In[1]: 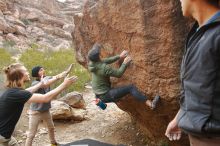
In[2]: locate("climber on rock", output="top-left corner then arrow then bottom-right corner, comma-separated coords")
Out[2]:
88,43 -> 160,110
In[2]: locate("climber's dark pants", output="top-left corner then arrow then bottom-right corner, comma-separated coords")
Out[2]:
96,84 -> 147,103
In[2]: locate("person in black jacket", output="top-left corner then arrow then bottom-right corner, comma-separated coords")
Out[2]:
165,0 -> 220,146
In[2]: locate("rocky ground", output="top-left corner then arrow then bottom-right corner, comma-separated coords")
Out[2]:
14,88 -> 148,146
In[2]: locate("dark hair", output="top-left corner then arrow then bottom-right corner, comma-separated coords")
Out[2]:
3,63 -> 25,88
31,66 -> 42,77
88,43 -> 102,62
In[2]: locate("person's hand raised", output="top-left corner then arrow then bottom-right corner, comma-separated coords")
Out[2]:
56,63 -> 74,79
63,75 -> 78,87
65,63 -> 74,75
56,71 -> 67,79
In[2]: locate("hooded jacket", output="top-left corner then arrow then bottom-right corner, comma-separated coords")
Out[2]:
88,55 -> 127,95
177,14 -> 220,136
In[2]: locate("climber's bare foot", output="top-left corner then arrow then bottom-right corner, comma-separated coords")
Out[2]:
145,95 -> 160,110
146,100 -> 152,108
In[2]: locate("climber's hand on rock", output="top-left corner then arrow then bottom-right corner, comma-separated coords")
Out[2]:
123,56 -> 132,65
165,118 -> 182,141
120,50 -> 128,59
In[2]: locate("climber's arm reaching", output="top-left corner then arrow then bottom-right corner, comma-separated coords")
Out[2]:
104,56 -> 131,78
102,50 -> 128,64
102,55 -> 120,64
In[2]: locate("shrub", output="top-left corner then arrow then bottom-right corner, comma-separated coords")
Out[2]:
2,40 -> 16,48
29,43 -> 40,50
20,48 -> 90,93
0,48 -> 14,86
2,41 -> 20,56
0,48 -> 14,70
20,18 -> 31,25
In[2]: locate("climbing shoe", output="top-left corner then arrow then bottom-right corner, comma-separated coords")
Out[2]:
151,95 -> 160,110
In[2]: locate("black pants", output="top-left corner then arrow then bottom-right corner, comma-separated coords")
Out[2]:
97,84 -> 147,103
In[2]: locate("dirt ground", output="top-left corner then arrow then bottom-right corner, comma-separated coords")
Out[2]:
14,88 -> 148,146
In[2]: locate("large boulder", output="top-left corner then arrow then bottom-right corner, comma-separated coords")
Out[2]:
6,33 -> 20,43
20,7 -> 44,21
13,0 -> 61,16
4,15 -> 26,27
26,26 -> 45,37
72,0 -> 190,146
41,26 -> 72,39
59,91 -> 86,109
0,15 -> 10,32
0,0 -> 7,12
14,25 -> 26,36
19,7 -> 66,27
50,100 -> 86,121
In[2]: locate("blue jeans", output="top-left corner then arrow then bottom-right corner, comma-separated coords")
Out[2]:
97,84 -> 147,103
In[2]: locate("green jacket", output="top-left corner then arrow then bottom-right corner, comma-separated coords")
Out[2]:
88,55 -> 127,95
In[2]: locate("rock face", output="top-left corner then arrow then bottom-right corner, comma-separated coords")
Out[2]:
12,0 -> 61,16
0,0 -> 86,52
73,0 -> 190,145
